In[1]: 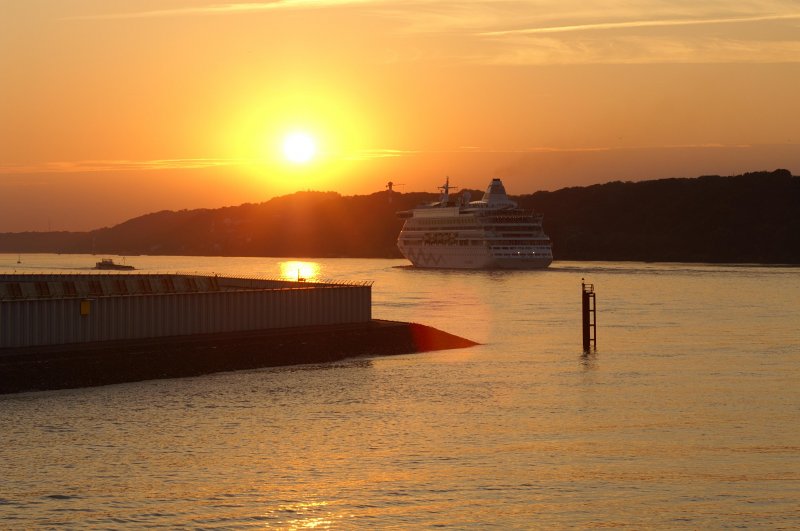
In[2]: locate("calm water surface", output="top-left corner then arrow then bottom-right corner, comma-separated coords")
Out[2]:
1,254 -> 799,528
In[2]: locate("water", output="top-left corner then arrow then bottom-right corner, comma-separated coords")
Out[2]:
1,254 -> 799,528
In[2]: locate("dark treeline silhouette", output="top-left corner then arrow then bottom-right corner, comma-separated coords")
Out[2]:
1,169 -> 797,264
520,169 -> 799,263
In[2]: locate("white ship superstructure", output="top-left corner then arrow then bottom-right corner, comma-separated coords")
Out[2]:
396,178 -> 553,269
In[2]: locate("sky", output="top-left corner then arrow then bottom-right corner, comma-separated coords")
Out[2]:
1,0 -> 799,231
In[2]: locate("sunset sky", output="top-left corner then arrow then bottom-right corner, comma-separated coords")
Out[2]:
2,0 -> 799,231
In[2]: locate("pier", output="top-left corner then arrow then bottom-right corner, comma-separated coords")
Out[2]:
0,273 -> 476,393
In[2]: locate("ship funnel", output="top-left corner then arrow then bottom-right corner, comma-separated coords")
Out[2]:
482,178 -> 517,208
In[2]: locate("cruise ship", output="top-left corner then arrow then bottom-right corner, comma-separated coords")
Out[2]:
396,178 -> 553,269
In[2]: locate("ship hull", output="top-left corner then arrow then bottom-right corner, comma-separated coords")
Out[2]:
95,264 -> 135,270
398,244 -> 552,270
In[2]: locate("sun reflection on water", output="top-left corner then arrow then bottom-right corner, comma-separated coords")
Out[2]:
264,500 -> 339,529
279,260 -> 322,282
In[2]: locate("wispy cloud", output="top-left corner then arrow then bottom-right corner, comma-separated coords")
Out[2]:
344,149 -> 421,161
347,144 -> 759,159
344,147 -> 620,160
474,35 -> 800,65
451,144 -> 755,154
466,6 -> 800,64
1,152 -> 423,172
0,158 -> 246,175
479,13 -> 800,36
67,0 -> 381,21
65,2 -> 800,65
0,144 -> 772,178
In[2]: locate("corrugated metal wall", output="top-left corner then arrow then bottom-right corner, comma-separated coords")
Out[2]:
0,284 -> 371,348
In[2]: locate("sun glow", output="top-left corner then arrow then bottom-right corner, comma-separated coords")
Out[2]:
282,132 -> 317,164
227,86 -> 374,194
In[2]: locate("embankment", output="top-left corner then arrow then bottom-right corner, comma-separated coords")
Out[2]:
0,320 -> 477,394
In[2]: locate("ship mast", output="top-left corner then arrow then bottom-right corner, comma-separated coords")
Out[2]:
438,177 -> 458,205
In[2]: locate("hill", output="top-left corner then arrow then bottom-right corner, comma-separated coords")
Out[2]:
1,170 -> 797,263
519,169 -> 799,263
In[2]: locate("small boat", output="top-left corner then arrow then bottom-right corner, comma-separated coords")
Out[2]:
94,258 -> 135,270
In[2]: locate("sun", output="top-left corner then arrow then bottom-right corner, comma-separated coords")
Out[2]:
282,132 -> 317,164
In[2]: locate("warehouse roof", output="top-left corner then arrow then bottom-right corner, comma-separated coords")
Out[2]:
0,273 -> 371,301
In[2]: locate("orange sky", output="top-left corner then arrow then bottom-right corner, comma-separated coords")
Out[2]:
1,1 -> 799,231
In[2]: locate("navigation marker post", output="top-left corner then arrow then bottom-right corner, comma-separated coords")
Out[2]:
581,279 -> 597,351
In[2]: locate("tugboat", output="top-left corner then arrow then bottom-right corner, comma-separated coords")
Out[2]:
396,178 -> 553,269
94,258 -> 135,270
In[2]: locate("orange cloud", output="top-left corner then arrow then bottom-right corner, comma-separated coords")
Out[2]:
0,159 -> 246,175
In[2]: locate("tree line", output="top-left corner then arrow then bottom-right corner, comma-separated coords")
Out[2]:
1,169 -> 797,264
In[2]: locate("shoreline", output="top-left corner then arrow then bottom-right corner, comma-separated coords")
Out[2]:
2,254 -> 799,268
